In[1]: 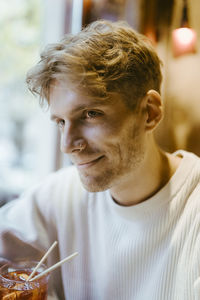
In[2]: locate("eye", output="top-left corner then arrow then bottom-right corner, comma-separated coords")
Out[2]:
56,119 -> 65,129
85,110 -> 102,119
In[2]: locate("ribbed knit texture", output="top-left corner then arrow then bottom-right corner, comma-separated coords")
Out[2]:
0,150 -> 200,300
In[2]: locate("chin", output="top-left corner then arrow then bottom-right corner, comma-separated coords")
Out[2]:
79,173 -> 113,193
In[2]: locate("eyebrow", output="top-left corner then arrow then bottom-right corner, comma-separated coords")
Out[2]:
50,101 -> 112,121
50,115 -> 60,121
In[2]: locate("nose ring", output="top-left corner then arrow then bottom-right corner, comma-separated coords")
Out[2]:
79,142 -> 85,151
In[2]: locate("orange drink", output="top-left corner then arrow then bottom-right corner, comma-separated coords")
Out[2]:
0,261 -> 49,300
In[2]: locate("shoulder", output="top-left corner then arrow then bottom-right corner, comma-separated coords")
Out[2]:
40,165 -> 82,191
13,166 -> 86,219
33,165 -> 82,193
174,150 -> 200,183
182,151 -> 200,191
34,165 -> 85,202
168,151 -> 200,220
181,151 -> 200,203
175,150 -> 200,167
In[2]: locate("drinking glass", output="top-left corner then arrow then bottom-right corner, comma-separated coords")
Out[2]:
0,260 -> 50,300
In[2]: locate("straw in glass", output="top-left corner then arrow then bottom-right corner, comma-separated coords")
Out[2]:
26,241 -> 58,281
29,251 -> 78,282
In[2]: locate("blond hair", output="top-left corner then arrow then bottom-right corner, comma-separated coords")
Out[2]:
26,20 -> 162,109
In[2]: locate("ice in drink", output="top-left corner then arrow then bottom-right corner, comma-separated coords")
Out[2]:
0,261 -> 49,300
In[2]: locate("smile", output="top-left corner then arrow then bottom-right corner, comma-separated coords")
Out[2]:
77,156 -> 104,168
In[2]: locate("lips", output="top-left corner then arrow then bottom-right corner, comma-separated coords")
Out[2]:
77,155 -> 104,167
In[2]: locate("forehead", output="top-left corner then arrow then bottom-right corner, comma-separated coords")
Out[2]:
49,81 -> 125,117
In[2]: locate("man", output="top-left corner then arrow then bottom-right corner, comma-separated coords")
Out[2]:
0,20 -> 200,300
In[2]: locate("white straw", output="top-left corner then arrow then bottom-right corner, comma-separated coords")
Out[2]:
29,252 -> 78,282
26,241 -> 58,281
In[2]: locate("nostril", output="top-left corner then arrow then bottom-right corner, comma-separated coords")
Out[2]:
60,132 -> 87,153
72,140 -> 87,152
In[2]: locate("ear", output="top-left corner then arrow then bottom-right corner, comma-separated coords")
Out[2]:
144,90 -> 163,131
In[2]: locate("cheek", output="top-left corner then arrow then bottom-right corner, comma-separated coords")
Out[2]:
83,126 -> 127,158
83,124 -> 120,142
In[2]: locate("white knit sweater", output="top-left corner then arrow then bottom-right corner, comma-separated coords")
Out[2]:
0,150 -> 200,300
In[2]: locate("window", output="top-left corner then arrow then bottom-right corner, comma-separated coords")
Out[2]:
0,0 -> 67,203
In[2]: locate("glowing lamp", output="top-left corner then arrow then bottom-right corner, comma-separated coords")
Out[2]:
172,0 -> 197,57
172,27 -> 197,57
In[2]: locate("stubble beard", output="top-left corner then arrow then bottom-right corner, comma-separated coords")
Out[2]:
78,126 -> 145,193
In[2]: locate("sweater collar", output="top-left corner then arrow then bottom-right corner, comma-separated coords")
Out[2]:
107,150 -> 198,222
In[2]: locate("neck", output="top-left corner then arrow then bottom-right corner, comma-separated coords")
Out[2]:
110,138 -> 181,206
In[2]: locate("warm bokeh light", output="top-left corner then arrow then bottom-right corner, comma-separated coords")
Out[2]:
172,27 -> 197,57
173,27 -> 196,45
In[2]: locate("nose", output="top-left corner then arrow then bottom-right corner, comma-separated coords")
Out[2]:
60,121 -> 86,154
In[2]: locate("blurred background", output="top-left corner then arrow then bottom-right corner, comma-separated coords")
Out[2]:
0,0 -> 200,205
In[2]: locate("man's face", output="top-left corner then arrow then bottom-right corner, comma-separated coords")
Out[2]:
49,82 -> 146,192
